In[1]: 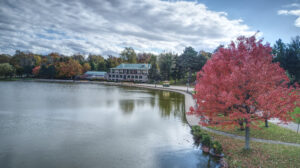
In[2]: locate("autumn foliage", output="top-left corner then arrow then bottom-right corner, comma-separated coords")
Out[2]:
55,59 -> 83,79
191,36 -> 299,149
32,66 -> 40,76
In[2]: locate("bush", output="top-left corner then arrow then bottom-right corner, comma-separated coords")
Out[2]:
0,63 -> 15,78
212,141 -> 223,154
191,125 -> 201,134
191,126 -> 205,146
202,134 -> 212,147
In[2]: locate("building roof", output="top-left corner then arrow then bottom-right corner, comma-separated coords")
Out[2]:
111,63 -> 151,70
84,71 -> 107,76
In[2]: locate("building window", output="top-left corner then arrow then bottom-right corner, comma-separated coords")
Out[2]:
135,76 -> 138,78
120,75 -> 122,78
112,75 -> 115,78
116,75 -> 119,78
139,76 -> 142,79
109,75 -> 111,77
127,75 -> 130,78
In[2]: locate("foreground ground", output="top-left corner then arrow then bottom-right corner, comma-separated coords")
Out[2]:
204,130 -> 300,168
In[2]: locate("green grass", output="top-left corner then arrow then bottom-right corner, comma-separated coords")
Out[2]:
202,130 -> 300,168
209,122 -> 300,144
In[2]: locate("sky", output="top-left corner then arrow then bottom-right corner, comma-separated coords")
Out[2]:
0,0 -> 299,56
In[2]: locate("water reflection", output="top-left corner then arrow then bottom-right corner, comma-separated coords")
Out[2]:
0,81 -> 218,168
119,99 -> 135,114
117,87 -> 186,124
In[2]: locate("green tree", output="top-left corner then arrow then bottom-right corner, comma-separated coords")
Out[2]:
0,54 -> 12,64
0,63 -> 15,78
71,54 -> 85,64
170,54 -> 184,83
273,37 -> 300,84
106,55 -> 123,70
9,50 -> 36,77
272,39 -> 286,66
178,47 -> 198,84
120,47 -> 137,63
39,65 -> 56,79
148,55 -> 160,81
158,53 -> 175,80
87,54 -> 106,71
196,50 -> 211,71
286,36 -> 300,84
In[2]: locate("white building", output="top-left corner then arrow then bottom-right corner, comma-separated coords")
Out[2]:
108,64 -> 151,82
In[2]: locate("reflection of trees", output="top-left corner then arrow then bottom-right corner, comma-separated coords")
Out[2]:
119,99 -> 135,114
117,88 -> 187,123
156,90 -> 187,124
136,99 -> 145,107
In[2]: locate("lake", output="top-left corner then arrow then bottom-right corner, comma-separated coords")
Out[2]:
0,81 -> 218,168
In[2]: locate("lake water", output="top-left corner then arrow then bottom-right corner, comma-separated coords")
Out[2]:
0,81 -> 218,168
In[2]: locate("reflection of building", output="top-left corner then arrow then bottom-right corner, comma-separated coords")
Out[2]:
83,71 -> 107,80
108,64 -> 151,82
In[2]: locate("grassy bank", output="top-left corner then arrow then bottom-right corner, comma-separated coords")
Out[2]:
203,130 -> 300,168
208,122 -> 300,144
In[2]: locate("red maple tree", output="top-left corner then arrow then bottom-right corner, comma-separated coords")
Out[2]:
191,36 -> 299,149
32,66 -> 40,76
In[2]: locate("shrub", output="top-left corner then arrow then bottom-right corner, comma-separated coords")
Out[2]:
201,134 -> 212,147
191,125 -> 201,134
191,126 -> 208,146
212,141 -> 223,154
0,63 -> 15,78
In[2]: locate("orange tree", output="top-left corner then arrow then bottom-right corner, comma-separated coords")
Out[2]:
56,59 -> 83,79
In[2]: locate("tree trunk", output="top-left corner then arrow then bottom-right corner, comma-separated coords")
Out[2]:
239,120 -> 244,131
245,125 -> 250,150
265,119 -> 268,128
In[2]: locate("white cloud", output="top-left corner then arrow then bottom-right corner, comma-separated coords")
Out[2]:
278,3 -> 300,28
278,7 -> 300,28
283,3 -> 300,8
0,0 -> 255,56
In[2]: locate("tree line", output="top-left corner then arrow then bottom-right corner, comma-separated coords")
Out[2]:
0,36 -> 299,84
0,46 -> 211,83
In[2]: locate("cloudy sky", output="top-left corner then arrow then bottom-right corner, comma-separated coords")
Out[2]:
0,0 -> 299,56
